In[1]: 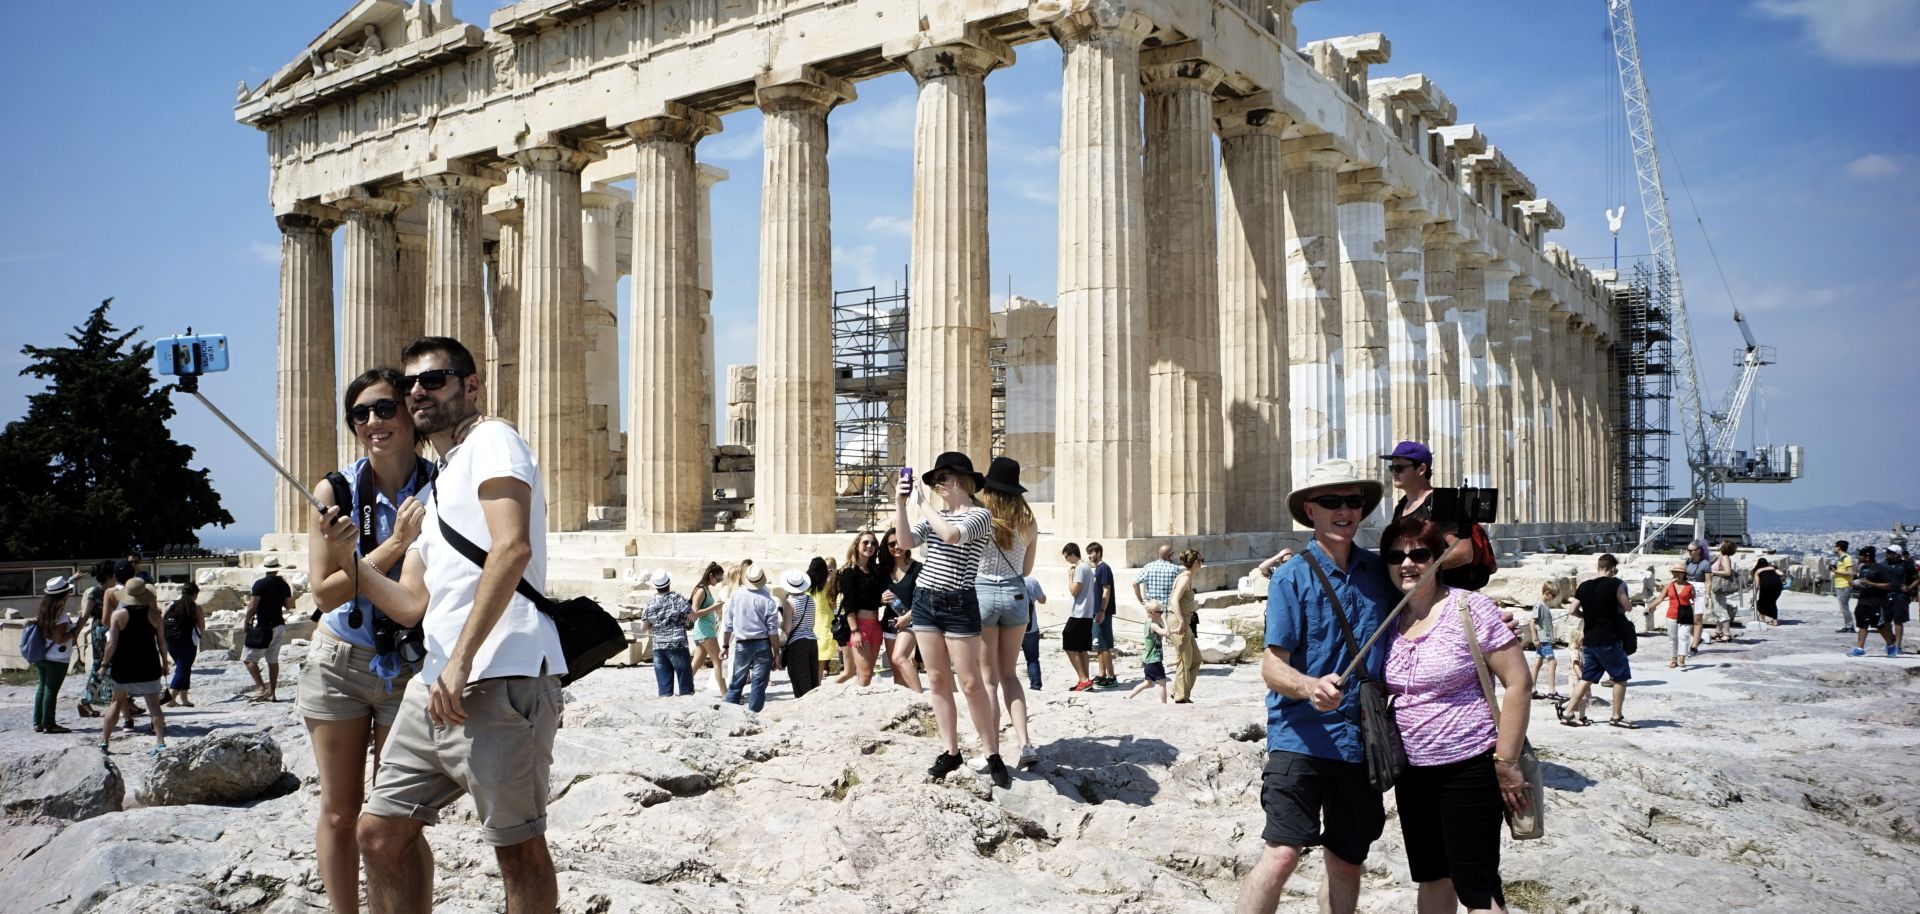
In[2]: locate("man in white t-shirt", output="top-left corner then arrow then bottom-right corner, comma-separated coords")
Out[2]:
319,336 -> 566,913
1061,543 -> 1098,691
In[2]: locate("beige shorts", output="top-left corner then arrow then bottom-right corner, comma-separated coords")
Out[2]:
295,627 -> 412,728
363,674 -> 563,846
244,624 -> 287,665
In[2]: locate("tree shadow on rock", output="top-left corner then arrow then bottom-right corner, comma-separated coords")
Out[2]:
1540,761 -> 1598,793
1038,735 -> 1178,807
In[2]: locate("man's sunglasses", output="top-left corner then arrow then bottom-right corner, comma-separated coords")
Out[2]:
349,399 -> 401,426
1307,494 -> 1369,510
401,369 -> 468,392
1382,547 -> 1437,565
1388,463 -> 1419,474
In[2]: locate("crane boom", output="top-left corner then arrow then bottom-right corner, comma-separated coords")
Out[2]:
1607,0 -> 1710,500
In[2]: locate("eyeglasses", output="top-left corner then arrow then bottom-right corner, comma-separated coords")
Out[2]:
1382,547 -> 1437,565
1388,463 -> 1419,474
349,399 -> 401,425
1307,494 -> 1369,510
400,369 -> 468,392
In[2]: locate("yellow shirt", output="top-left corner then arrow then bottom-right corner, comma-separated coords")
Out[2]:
1833,555 -> 1855,589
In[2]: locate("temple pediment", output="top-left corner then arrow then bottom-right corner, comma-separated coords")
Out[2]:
238,0 -> 480,115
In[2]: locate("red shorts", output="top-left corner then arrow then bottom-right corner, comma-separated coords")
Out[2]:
855,616 -> 883,649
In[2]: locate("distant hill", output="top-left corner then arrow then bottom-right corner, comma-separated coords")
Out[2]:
1748,500 -> 1918,534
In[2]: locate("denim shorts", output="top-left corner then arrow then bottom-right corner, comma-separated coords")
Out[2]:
1535,643 -> 1555,660
911,587 -> 982,638
975,576 -> 1030,629
1580,641 -> 1631,683
1093,614 -> 1116,651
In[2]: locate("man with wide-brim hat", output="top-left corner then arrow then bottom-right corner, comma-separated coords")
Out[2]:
1239,458 -> 1397,914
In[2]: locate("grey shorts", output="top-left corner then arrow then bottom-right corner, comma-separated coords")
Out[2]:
364,674 -> 563,846
295,627 -> 412,728
111,678 -> 165,696
975,576 -> 1031,629
244,624 -> 288,665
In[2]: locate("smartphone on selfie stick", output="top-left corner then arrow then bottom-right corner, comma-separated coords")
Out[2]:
155,330 -> 327,513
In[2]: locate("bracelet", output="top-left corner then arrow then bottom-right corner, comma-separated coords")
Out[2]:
1492,752 -> 1515,764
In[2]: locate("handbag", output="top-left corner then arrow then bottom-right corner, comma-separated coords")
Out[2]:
1306,557 -> 1409,793
244,624 -> 273,650
1461,599 -> 1546,840
433,491 -> 626,686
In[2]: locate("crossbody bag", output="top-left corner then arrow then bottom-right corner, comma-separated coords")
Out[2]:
1460,597 -> 1546,840
1306,556 -> 1410,793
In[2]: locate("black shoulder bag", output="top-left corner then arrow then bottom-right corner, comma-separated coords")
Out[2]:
432,485 -> 626,686
1306,555 -> 1410,793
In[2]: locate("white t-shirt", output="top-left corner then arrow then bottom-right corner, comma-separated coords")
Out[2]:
44,613 -> 75,661
409,420 -> 566,683
1069,563 -> 1099,619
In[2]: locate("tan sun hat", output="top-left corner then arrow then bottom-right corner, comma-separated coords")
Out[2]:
1286,459 -> 1385,527
1669,563 -> 1688,574
122,577 -> 155,605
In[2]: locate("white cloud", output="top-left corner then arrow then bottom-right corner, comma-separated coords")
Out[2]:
830,94 -> 915,156
247,239 -> 279,265
1843,153 -> 1901,179
865,214 -> 911,237
1756,0 -> 1920,65
702,121 -> 764,163
832,243 -> 887,290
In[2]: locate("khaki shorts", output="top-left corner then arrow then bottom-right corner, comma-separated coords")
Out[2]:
244,624 -> 287,665
295,627 -> 412,728
363,674 -> 563,846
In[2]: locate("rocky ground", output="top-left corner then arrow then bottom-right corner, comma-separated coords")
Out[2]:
3,586 -> 1919,914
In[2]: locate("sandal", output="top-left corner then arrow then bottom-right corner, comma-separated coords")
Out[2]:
1609,718 -> 1640,729
1531,691 -> 1546,700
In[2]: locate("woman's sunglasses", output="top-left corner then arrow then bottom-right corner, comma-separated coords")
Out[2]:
1307,494 -> 1368,510
1382,547 -> 1437,565
400,369 -> 468,392
349,398 -> 402,426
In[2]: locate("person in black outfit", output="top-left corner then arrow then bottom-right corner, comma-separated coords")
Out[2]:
1849,546 -> 1898,657
1560,554 -> 1636,728
162,583 -> 206,707
99,577 -> 170,754
244,562 -> 296,702
1751,558 -> 1784,627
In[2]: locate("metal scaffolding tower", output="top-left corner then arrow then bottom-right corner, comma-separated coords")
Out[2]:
832,285 -> 908,523
1612,261 -> 1673,526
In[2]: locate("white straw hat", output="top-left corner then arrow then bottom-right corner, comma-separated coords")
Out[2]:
1286,459 -> 1385,527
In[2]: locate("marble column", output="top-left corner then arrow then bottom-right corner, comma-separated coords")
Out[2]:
1041,6 -> 1152,538
754,68 -> 852,534
417,165 -> 495,350
1142,48 -> 1226,536
1527,291 -> 1555,523
395,227 -> 427,347
1283,137 -> 1346,488
1482,260 -> 1516,512
1385,202 -> 1430,449
511,136 -> 596,532
1423,226 -> 1463,481
1215,98 -> 1289,532
899,31 -> 1011,485
274,205 -> 339,534
696,165 -> 728,503
624,104 -> 720,532
1454,249 -> 1490,488
1552,312 -> 1580,523
580,184 -> 625,512
1507,276 -> 1540,523
483,196 -> 523,425
1337,170 -> 1393,513
327,188 -> 407,467
1585,326 -> 1609,523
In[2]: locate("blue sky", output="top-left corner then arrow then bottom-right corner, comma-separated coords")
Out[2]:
2,1 -> 1914,549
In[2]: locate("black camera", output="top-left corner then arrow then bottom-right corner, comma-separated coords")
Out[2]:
1431,486 -> 1498,526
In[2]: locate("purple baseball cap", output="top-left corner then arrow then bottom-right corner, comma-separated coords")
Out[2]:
1379,440 -> 1433,465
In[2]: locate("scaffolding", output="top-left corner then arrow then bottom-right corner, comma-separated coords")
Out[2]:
1612,260 -> 1674,528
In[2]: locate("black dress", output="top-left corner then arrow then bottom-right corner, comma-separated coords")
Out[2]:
111,605 -> 164,685
1755,569 -> 1784,621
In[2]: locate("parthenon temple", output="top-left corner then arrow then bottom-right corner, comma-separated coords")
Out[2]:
240,0 -> 1623,583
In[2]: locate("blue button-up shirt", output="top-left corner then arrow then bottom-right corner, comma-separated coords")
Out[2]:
1264,541 -> 1395,764
321,457 -> 433,649
724,586 -> 782,641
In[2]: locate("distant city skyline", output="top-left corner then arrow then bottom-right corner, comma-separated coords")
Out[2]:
2,1 -> 1914,549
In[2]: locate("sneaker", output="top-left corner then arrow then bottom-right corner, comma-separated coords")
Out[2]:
927,751 -> 964,780
1888,645 -> 1901,658
1836,628 -> 1856,634
1070,680 -> 1094,692
986,754 -> 1012,789
1017,744 -> 1039,768
1847,647 -> 1866,657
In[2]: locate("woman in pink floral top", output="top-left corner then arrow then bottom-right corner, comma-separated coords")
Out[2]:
1382,518 -> 1534,914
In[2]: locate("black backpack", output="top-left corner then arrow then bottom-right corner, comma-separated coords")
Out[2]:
325,458 -> 435,666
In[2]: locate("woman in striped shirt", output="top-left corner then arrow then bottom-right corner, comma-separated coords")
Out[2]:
894,452 -> 1009,788
776,568 -> 821,698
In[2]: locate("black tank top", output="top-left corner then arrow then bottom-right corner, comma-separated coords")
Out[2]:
163,601 -> 198,644
112,606 -> 164,683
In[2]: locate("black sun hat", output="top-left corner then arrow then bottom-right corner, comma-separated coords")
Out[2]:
921,451 -> 985,488
980,456 -> 1027,494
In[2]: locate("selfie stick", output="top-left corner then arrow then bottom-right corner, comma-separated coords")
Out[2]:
175,380 -> 326,513
1336,540 -> 1467,684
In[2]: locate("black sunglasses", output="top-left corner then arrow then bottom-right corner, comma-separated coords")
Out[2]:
349,398 -> 401,425
1382,547 -> 1437,565
1388,463 -> 1419,474
1307,494 -> 1369,510
401,369 -> 468,392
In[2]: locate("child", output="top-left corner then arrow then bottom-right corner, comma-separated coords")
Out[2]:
1126,601 -> 1171,703
1562,585 -> 1586,701
1529,583 -> 1565,702
1661,563 -> 1695,670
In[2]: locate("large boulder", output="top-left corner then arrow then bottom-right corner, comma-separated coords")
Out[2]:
137,732 -> 286,807
0,745 -> 124,822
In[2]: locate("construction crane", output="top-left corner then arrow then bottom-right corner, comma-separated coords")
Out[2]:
1606,0 -> 1801,549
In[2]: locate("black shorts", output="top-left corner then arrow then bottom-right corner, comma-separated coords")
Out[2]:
1061,617 -> 1094,653
1891,601 -> 1912,626
1258,750 -> 1385,865
1395,751 -> 1506,910
910,587 -> 982,638
1856,603 -> 1885,630
1142,661 -> 1167,682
